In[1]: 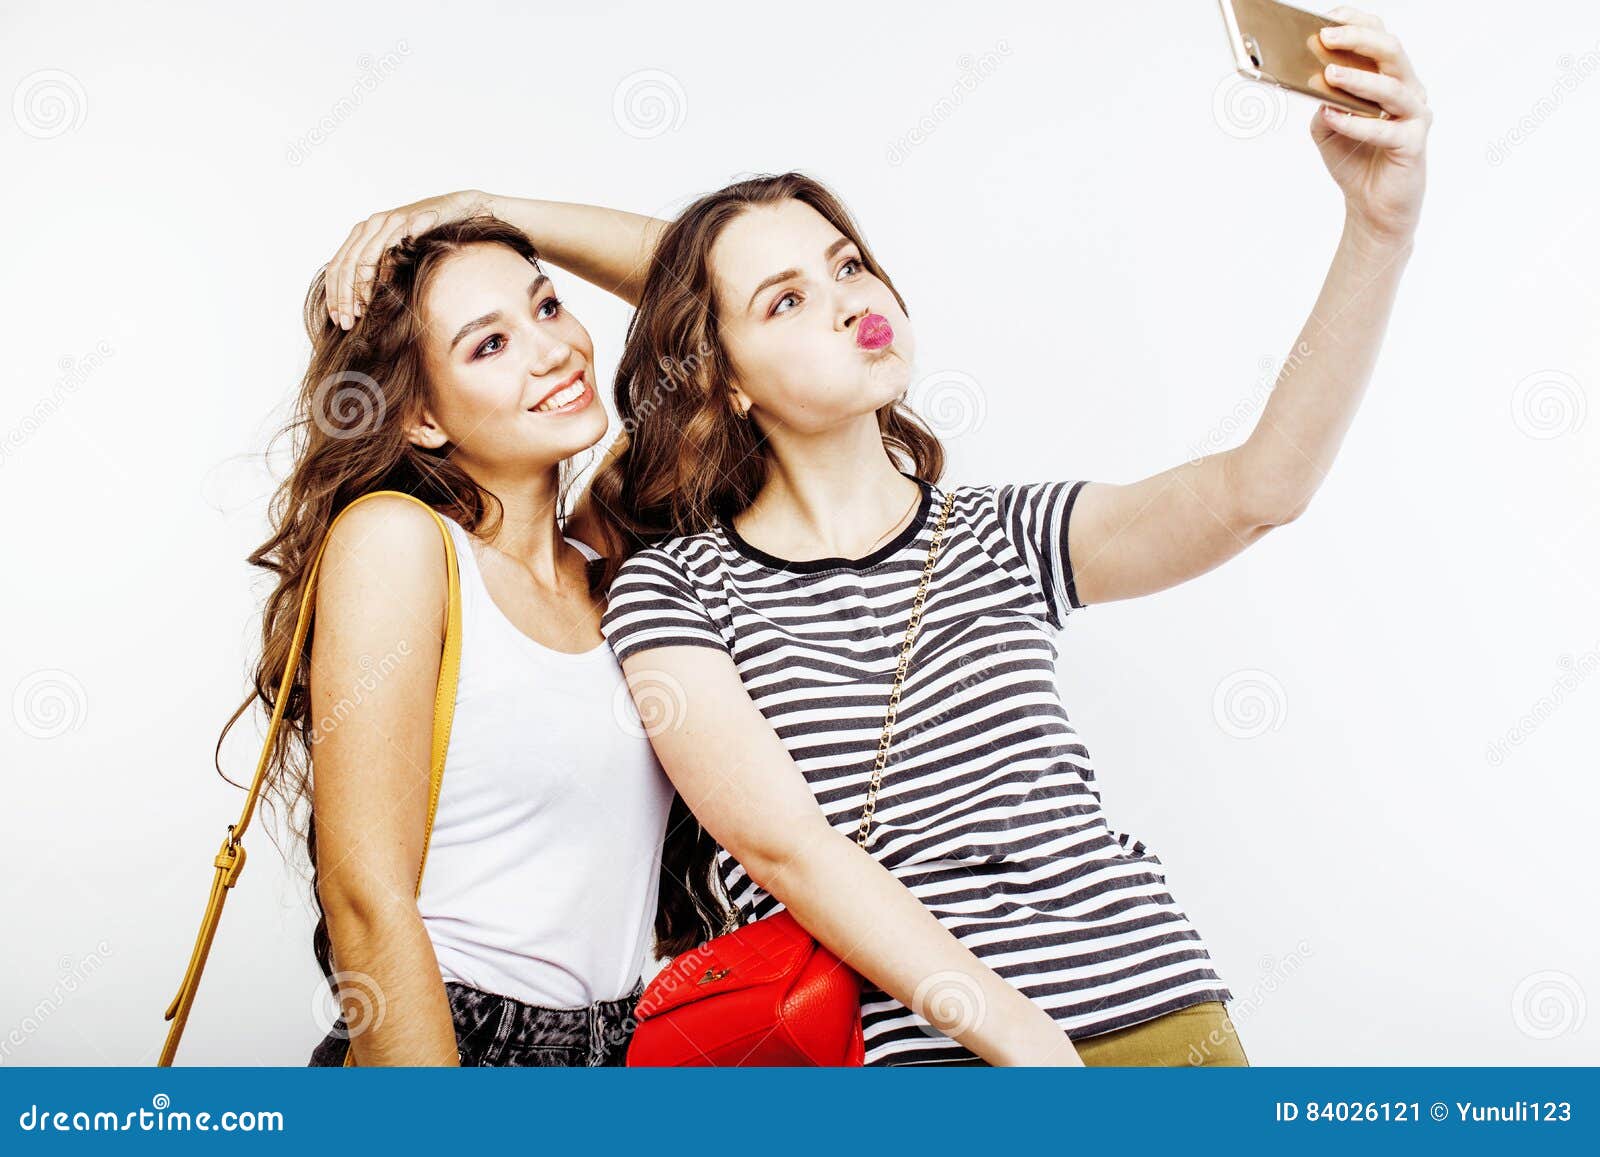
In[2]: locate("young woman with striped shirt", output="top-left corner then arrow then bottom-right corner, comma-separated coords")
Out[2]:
582,13 -> 1426,1064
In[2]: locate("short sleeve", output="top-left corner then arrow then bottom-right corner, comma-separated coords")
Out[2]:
990,480 -> 1092,629
600,547 -> 730,663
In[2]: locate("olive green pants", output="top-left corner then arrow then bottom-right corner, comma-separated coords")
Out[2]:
1074,1000 -> 1250,1066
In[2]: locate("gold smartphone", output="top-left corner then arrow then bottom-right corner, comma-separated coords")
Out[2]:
1218,0 -> 1390,118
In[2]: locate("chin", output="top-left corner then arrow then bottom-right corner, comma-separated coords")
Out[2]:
872,362 -> 913,402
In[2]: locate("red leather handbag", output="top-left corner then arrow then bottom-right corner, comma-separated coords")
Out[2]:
626,491 -> 956,1067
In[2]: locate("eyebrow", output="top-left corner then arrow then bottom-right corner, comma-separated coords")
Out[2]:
744,237 -> 856,314
448,274 -> 551,352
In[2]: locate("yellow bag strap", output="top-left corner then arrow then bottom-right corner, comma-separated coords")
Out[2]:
158,490 -> 464,1067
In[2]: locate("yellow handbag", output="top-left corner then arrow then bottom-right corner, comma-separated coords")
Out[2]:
158,490 -> 463,1067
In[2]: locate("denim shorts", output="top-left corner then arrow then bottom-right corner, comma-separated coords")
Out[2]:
308,978 -> 646,1067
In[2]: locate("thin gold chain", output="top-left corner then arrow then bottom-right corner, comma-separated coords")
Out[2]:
718,487 -> 955,935
857,488 -> 955,849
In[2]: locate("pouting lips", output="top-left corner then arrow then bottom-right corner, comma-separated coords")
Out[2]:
857,313 -> 894,351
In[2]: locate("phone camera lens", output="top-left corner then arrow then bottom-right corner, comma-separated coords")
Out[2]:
1242,34 -> 1262,68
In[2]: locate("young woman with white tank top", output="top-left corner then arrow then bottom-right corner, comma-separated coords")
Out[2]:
225,204 -> 694,1066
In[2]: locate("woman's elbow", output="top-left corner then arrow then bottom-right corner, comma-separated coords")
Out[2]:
729,816 -> 839,896
320,877 -> 420,943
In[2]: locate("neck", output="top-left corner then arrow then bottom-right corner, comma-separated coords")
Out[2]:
467,465 -> 570,585
739,413 -> 922,560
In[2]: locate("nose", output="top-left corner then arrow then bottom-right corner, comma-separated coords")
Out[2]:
528,334 -> 574,377
839,299 -> 875,333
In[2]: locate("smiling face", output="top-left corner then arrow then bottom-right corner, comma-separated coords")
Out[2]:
710,198 -> 914,435
407,242 -> 606,475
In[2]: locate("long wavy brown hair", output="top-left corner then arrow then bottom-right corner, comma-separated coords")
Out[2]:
217,216 -> 598,990
587,171 -> 947,955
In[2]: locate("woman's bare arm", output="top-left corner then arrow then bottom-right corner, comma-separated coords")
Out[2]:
308,496 -> 458,1065
1067,217 -> 1412,606
1062,7 -> 1429,607
483,195 -> 666,307
323,191 -> 667,327
623,645 -> 1084,1066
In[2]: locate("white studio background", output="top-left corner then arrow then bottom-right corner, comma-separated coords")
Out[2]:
2,0 -> 1596,1067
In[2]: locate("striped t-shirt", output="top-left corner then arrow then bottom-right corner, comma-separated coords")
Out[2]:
599,474 -> 1233,1065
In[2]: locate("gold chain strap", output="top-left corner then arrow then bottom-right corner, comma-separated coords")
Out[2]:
856,488 -> 955,849
718,487 -> 956,937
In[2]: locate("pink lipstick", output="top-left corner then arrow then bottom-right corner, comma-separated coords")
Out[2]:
857,313 -> 894,351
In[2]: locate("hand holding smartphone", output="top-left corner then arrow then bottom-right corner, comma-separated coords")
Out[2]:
1218,0 -> 1391,118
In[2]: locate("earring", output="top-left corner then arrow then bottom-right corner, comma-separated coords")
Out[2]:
733,401 -> 749,421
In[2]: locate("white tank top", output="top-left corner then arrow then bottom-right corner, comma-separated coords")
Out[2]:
414,515 -> 674,1008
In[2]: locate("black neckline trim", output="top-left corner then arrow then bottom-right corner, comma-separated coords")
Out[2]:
718,474 -> 935,574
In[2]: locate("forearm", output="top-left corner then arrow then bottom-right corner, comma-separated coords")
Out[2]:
749,828 -> 1082,1066
1236,213 -> 1414,522
484,194 -> 666,306
322,903 -> 459,1066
